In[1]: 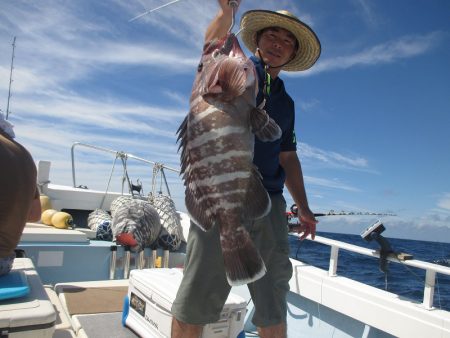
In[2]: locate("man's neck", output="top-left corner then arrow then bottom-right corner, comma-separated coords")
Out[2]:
267,67 -> 281,79
253,54 -> 281,78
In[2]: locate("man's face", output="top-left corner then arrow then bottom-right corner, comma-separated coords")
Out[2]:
256,27 -> 298,68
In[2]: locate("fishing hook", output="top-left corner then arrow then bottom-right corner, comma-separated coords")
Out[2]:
228,0 -> 238,33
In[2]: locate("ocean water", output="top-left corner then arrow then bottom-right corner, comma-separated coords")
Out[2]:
288,231 -> 450,311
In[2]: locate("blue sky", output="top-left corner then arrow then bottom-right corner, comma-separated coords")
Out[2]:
1,0 -> 449,243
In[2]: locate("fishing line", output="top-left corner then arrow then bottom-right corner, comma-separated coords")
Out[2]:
129,0 -> 183,22
294,239 -> 304,260
392,256 -> 443,310
384,272 -> 389,291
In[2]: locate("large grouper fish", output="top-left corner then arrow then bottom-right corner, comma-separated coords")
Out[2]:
177,33 -> 282,286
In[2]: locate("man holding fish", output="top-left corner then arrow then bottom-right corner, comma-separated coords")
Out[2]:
172,1 -> 321,337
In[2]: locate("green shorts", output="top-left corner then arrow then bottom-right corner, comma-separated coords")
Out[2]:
171,194 -> 293,327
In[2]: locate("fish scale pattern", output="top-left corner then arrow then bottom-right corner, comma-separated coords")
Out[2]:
148,194 -> 183,251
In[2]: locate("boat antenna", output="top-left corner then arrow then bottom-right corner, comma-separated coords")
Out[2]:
129,0 -> 183,22
6,36 -> 16,120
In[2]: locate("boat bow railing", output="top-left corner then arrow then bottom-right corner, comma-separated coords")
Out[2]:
292,233 -> 450,310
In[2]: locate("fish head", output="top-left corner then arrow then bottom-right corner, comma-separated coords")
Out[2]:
197,33 -> 257,102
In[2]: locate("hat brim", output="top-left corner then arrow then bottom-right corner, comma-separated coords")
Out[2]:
240,10 -> 321,71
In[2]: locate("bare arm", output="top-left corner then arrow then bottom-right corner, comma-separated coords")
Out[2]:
279,151 -> 317,240
205,0 -> 241,43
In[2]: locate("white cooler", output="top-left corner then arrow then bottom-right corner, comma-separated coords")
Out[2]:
0,258 -> 56,338
124,268 -> 247,338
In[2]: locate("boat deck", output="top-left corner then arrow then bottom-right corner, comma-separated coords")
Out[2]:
5,221 -> 450,337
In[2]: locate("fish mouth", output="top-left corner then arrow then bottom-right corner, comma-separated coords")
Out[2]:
220,33 -> 246,60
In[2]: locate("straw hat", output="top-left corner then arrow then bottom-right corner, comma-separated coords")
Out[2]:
240,9 -> 321,71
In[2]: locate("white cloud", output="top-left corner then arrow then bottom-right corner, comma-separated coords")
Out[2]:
299,142 -> 372,172
437,193 -> 450,211
352,0 -> 378,27
290,32 -> 443,77
304,176 -> 360,192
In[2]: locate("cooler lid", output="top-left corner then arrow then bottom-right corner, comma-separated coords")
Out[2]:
0,259 -> 56,329
130,268 -> 183,310
0,270 -> 30,301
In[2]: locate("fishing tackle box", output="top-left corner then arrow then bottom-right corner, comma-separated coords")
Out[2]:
124,268 -> 247,338
0,258 -> 56,337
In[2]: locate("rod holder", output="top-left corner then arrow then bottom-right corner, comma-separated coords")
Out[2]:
123,246 -> 131,279
109,245 -> 117,280
163,249 -> 170,268
138,250 -> 145,269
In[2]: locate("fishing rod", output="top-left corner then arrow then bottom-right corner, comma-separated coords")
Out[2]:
129,0 -> 239,24
287,203 -> 396,223
6,36 -> 16,120
129,0 -> 183,22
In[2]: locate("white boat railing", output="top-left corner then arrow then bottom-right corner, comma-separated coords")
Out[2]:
292,233 -> 450,310
70,142 -> 180,196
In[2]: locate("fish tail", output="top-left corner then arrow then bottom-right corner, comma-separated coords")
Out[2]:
221,226 -> 266,286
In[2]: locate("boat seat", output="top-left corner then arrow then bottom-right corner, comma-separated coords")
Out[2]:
52,328 -> 77,338
44,287 -> 72,331
73,313 -> 137,338
54,280 -> 130,336
21,224 -> 89,243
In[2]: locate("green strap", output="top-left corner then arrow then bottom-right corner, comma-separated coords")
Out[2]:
263,65 -> 271,98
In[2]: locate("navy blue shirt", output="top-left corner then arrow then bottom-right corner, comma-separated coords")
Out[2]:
251,56 -> 297,194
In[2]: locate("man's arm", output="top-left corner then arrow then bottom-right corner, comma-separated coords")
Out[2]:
280,150 -> 317,240
27,187 -> 42,223
205,0 -> 241,43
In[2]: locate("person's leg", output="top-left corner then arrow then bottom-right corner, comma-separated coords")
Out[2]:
171,222 -> 231,336
258,322 -> 287,338
0,253 -> 15,276
171,317 -> 202,338
247,194 -> 292,337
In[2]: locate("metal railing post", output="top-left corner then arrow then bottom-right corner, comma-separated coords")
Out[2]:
329,246 -> 339,277
423,269 -> 436,310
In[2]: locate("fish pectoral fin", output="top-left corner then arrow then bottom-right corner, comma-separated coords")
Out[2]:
185,187 -> 214,231
216,59 -> 247,99
250,107 -> 282,142
245,166 -> 272,220
208,84 -> 223,94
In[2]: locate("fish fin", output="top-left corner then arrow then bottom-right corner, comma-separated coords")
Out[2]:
250,107 -> 282,142
185,187 -> 215,231
244,166 -> 272,219
204,58 -> 247,101
176,115 -> 190,175
221,226 -> 266,286
218,59 -> 247,99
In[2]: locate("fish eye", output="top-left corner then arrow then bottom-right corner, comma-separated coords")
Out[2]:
212,49 -> 220,59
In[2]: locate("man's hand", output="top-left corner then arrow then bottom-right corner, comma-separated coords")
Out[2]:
218,0 -> 241,13
291,207 -> 318,240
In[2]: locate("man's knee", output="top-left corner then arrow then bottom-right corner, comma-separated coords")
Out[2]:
171,317 -> 203,338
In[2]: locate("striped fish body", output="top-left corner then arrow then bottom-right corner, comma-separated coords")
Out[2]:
177,33 -> 282,286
